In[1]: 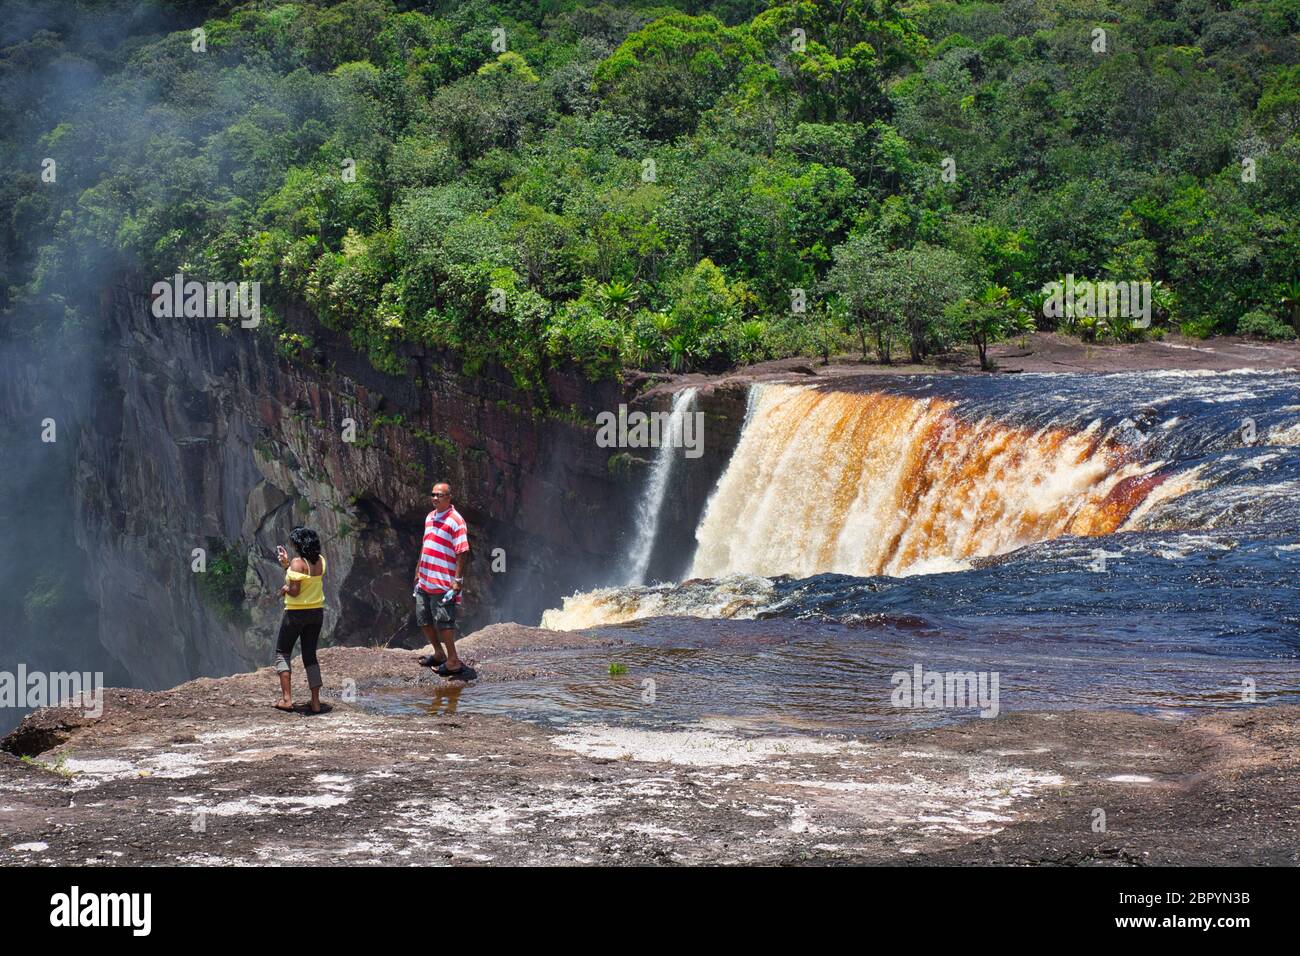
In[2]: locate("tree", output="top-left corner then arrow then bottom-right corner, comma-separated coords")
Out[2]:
824,231 -> 899,362
885,243 -> 974,363
667,258 -> 747,370
948,283 -> 1031,371
12,0 -> 1300,390
593,14 -> 759,140
1255,65 -> 1300,138
749,0 -> 928,124
429,63 -> 548,164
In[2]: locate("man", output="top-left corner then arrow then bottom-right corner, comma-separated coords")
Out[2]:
414,482 -> 471,676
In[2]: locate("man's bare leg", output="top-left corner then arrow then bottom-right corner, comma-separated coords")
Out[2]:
421,624 -> 446,665
438,627 -> 463,672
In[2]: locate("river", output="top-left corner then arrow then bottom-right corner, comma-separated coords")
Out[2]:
372,369 -> 1300,734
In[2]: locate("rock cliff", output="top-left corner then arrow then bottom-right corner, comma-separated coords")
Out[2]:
0,276 -> 750,698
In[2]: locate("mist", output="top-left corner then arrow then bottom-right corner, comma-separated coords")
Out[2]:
0,0 -> 202,732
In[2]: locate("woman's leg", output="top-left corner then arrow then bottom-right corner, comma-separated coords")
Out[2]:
273,613 -> 301,710
300,610 -> 324,712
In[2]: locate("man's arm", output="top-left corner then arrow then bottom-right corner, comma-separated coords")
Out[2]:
453,550 -> 468,592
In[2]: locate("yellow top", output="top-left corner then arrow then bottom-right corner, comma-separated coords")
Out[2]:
284,554 -> 326,610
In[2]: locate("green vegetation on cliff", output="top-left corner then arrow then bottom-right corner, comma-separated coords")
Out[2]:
196,540 -> 252,626
3,0 -> 1299,382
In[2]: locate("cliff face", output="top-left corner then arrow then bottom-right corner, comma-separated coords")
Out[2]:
20,278 -> 748,692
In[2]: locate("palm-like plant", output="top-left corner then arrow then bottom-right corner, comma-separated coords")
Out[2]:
621,328 -> 649,369
1075,312 -> 1100,341
596,280 -> 639,321
1021,288 -> 1051,331
957,284 -> 1025,370
1277,280 -> 1300,331
666,334 -> 692,372
736,319 -> 767,364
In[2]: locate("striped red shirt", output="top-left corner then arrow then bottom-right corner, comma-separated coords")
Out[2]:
416,507 -> 469,603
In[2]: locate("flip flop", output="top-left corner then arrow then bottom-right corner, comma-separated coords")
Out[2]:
418,654 -> 447,668
437,663 -> 466,678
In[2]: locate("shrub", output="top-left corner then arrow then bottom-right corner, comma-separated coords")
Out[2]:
197,545 -> 251,627
1236,310 -> 1296,341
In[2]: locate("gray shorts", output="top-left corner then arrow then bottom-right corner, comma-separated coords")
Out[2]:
414,588 -> 458,629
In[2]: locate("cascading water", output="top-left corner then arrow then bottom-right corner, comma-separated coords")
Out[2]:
620,386 -> 698,586
478,369 -> 1300,735
689,383 -> 1194,579
545,370 -> 1300,631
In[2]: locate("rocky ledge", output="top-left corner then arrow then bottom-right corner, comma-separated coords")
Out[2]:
1,624 -> 1296,866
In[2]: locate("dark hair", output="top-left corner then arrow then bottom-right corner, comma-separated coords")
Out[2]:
289,526 -> 321,563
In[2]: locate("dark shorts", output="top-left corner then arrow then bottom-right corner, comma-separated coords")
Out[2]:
414,589 -> 458,629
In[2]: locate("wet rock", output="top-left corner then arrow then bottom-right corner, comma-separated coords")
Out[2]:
0,644 -> 1294,866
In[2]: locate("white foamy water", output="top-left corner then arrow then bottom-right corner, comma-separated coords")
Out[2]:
622,387 -> 698,585
541,573 -> 778,630
689,384 -> 1177,580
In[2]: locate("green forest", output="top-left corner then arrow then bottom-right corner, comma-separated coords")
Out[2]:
3,0 -> 1299,386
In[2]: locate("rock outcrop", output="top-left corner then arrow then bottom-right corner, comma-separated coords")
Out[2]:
1,277 -> 752,698
1,631 -> 1295,866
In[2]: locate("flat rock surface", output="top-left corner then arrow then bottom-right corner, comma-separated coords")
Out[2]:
1,627 -> 1296,866
641,333 -> 1300,402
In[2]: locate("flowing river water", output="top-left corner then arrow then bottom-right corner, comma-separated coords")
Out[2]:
368,370 -> 1300,735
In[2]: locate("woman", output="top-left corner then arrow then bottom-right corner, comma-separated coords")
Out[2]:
273,526 -> 326,714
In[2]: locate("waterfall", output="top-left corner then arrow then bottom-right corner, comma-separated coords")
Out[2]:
689,383 -> 1196,579
621,387 -> 698,585
541,372 -> 1300,630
